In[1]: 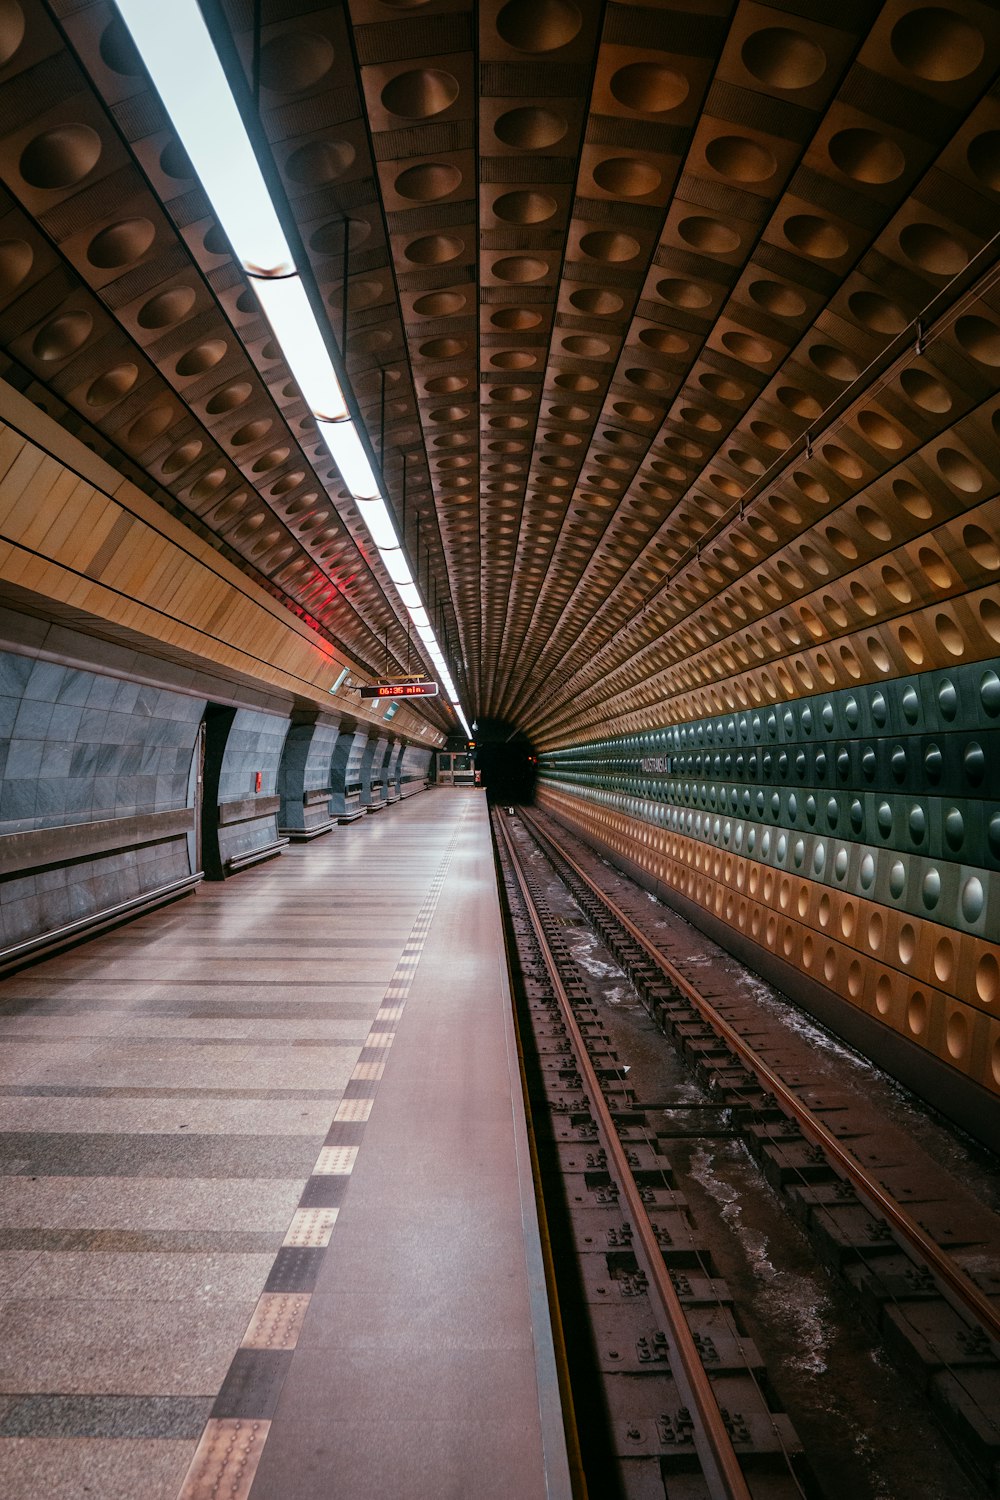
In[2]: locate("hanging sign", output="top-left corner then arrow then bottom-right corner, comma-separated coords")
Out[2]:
359,681 -> 439,699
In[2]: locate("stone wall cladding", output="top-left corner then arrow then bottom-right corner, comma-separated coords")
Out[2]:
0,648 -> 204,946
399,744 -> 432,791
216,708 -> 291,866
277,720 -> 341,833
0,652 -> 204,835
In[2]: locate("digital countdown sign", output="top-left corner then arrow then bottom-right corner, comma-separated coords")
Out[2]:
359,681 -> 439,700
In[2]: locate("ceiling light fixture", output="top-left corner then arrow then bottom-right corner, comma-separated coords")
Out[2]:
112,1 -> 291,277
383,552 -> 416,589
113,0 -> 471,738
251,277 -> 348,422
319,421 -> 380,501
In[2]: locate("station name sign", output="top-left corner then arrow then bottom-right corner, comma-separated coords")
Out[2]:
359,681 -> 439,700
640,756 -> 669,773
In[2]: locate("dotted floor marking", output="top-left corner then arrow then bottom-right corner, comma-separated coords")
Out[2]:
334,1097 -> 373,1122
313,1144 -> 358,1175
352,1059 -> 385,1081
177,1418 -> 269,1500
282,1207 -> 338,1248
174,802 -> 471,1500
240,1294 -> 311,1351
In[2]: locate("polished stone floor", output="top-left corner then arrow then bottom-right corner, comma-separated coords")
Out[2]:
0,790 -> 567,1499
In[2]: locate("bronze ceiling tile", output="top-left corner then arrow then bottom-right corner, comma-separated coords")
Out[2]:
1,1 -> 998,744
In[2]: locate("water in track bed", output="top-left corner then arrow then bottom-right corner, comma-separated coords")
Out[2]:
527,829 -> 991,1500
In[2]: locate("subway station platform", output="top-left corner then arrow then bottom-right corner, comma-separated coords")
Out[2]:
0,790 -> 570,1500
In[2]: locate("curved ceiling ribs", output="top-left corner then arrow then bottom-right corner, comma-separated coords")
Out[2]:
1,0 -> 999,750
0,0 -> 456,731
491,0 -> 1000,745
218,0 -> 470,707
339,0 -> 1000,749
533,226 -> 1000,742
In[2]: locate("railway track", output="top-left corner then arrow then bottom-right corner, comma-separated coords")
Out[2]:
492,803 -> 1000,1500
494,807 -> 813,1500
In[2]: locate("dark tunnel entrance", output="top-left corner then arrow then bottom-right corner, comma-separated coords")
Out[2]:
470,720 -> 537,804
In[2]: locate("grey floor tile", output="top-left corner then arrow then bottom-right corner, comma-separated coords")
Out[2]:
0,1015 -> 382,1041
0,1436 -> 194,1500
0,1392 -> 211,1439
0,1176 -> 304,1230
0,1132 -> 321,1179
0,1044 -> 103,1082
0,1096 -> 337,1135
10,1251 -> 275,1301
21,1057 -> 361,1091
0,1252 -> 42,1299
0,1296 -> 255,1394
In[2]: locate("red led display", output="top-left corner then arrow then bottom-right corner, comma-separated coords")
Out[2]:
359,682 -> 439,699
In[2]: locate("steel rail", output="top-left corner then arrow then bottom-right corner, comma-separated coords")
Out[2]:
521,807 -> 1000,1348
495,814 -> 754,1500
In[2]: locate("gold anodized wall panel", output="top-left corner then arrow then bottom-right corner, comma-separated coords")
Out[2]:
538,781 -> 1000,1100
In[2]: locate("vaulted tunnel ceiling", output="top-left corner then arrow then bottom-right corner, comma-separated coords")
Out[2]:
0,0 -> 999,748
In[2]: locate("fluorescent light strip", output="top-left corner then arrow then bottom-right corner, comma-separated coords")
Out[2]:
318,421 -> 381,502
114,0 -> 470,735
114,0 -> 292,277
252,277 -> 347,421
383,550 -> 414,588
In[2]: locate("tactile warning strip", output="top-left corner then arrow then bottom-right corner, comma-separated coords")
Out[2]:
240,1294 -> 311,1351
282,1207 -> 339,1248
174,803 -> 471,1499
177,1419 -> 270,1500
